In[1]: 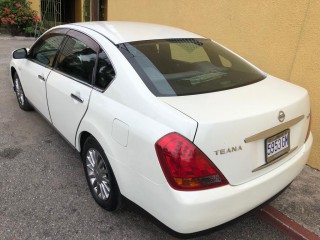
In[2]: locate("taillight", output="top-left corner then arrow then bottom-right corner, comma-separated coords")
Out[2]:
305,112 -> 311,142
155,132 -> 228,191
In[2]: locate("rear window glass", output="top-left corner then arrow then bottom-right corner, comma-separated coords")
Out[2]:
118,38 -> 266,96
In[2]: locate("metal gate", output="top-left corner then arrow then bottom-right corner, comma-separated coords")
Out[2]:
40,0 -> 62,30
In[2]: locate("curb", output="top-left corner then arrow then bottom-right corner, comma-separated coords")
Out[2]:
259,205 -> 320,240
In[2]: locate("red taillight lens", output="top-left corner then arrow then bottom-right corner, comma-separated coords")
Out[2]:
305,112 -> 312,142
155,132 -> 228,191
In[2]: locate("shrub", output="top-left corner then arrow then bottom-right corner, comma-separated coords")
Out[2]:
0,0 -> 40,35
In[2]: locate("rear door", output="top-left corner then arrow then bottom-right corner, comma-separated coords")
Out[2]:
46,30 -> 99,145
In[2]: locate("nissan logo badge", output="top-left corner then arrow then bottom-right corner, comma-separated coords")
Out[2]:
278,111 -> 285,122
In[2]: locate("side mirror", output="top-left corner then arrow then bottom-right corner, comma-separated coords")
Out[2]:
12,48 -> 27,59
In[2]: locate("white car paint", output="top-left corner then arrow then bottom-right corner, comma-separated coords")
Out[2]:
73,21 -> 204,44
46,70 -> 93,144
17,59 -> 51,120
10,21 -> 313,234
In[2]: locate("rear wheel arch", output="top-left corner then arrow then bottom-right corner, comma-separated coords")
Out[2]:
77,124 -> 123,182
78,131 -> 113,165
79,131 -> 92,154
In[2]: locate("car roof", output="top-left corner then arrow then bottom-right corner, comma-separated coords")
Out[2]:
62,21 -> 205,44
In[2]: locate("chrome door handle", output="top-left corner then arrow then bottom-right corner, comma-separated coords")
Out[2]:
70,93 -> 84,103
38,75 -> 45,81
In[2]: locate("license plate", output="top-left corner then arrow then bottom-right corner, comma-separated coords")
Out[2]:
265,129 -> 290,163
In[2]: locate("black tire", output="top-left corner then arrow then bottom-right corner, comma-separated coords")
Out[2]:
82,136 -> 122,211
13,72 -> 33,111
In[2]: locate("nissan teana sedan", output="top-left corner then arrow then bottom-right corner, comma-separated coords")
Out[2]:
10,21 -> 312,234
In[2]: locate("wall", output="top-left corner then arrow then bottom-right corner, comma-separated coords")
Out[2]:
29,0 -> 40,16
108,0 -> 319,169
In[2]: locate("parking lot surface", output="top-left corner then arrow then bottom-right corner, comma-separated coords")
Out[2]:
0,38 -> 290,239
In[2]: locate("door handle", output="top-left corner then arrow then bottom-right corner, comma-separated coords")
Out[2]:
38,74 -> 45,81
70,93 -> 84,103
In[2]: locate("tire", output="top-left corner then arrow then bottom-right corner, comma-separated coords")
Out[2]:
82,136 -> 122,211
13,72 -> 33,111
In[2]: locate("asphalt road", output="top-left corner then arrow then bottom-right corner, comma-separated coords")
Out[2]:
0,38 -> 289,240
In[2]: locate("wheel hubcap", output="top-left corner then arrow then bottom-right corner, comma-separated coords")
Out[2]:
14,78 -> 24,106
86,149 -> 110,200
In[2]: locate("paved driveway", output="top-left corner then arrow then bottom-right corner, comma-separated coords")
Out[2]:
0,38 -> 288,239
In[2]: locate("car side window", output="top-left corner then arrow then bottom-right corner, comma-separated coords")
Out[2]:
56,36 -> 97,85
94,49 -> 115,89
29,34 -> 66,67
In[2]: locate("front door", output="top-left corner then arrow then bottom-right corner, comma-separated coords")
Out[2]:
21,61 -> 52,120
22,33 -> 67,121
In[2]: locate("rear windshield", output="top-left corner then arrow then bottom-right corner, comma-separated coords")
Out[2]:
118,38 -> 266,96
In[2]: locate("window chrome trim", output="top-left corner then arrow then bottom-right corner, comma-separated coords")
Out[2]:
62,26 -> 118,92
51,28 -> 117,92
27,31 -> 69,77
52,69 -> 94,88
67,29 -> 100,53
92,75 -> 117,93
27,28 -> 70,67
54,33 -> 99,86
26,26 -> 118,93
28,58 -> 54,71
244,115 -> 305,143
92,47 -> 117,92
69,28 -> 118,85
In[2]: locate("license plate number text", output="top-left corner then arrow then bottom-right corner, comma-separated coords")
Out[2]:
265,129 -> 290,163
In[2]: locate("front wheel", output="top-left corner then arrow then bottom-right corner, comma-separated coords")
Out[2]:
82,136 -> 122,211
13,72 -> 33,111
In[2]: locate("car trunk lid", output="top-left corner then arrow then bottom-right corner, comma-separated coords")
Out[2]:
160,76 -> 310,185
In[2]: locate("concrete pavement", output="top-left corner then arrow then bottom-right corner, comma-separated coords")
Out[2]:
267,165 -> 320,239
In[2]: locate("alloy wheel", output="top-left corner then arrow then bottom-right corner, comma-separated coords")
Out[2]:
86,148 -> 111,200
15,78 -> 24,106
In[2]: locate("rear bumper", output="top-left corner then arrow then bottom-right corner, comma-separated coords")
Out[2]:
147,133 -> 313,233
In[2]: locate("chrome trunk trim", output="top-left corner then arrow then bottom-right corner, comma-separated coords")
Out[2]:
244,115 -> 305,143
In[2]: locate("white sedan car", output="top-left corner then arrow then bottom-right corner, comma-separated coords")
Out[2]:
10,21 -> 312,234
